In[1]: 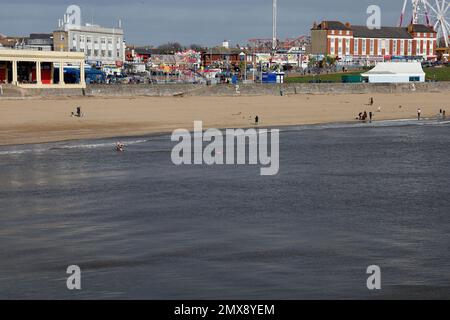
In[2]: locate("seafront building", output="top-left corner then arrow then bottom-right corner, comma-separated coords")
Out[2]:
311,21 -> 437,64
53,7 -> 125,67
0,49 -> 86,88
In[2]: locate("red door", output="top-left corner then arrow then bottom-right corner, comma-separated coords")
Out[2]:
0,68 -> 6,83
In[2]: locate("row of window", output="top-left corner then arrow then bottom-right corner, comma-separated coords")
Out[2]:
83,48 -> 121,58
330,38 -> 434,56
71,35 -> 122,47
330,30 -> 434,38
330,30 -> 351,36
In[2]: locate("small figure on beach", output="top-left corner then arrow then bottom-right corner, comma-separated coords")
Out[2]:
358,112 -> 363,120
369,111 -> 373,123
377,106 -> 381,113
417,108 -> 422,121
363,111 -> 368,122
443,110 -> 446,120
369,97 -> 374,106
255,116 -> 259,125
71,106 -> 82,117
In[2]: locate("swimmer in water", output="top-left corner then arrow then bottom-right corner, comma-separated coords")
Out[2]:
116,142 -> 125,152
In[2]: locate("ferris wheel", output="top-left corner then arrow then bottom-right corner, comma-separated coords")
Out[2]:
400,0 -> 450,47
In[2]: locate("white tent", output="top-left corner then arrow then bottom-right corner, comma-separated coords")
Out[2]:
362,62 -> 425,83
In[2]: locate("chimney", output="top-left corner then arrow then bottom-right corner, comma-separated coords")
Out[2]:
345,22 -> 351,28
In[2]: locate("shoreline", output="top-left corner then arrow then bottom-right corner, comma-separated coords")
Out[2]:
0,117 -> 439,149
1,92 -> 449,146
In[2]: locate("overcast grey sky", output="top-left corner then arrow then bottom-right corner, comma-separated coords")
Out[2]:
0,1 -> 410,46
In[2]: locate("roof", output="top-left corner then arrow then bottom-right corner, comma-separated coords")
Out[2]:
203,47 -> 246,55
313,21 -> 351,31
352,26 -> 413,39
362,62 -> 425,76
409,24 -> 436,33
29,33 -> 53,40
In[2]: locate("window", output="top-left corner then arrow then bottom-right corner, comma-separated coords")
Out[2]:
408,40 -> 412,55
400,40 -> 405,55
80,35 -> 85,43
108,50 -> 112,57
338,38 -> 342,55
386,40 -> 390,54
339,30 -> 343,35
409,76 -> 420,82
354,39 -> 359,55
362,39 -> 366,55
370,39 -> 374,55
101,50 -> 106,57
101,37 -> 106,44
87,49 -> 92,56
330,37 -> 335,54
393,40 -> 397,54
108,38 -> 113,45
94,49 -> 98,56
87,36 -> 92,43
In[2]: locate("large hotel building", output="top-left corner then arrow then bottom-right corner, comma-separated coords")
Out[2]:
311,21 -> 437,63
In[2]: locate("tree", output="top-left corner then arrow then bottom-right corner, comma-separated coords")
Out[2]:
157,42 -> 184,54
189,44 -> 205,52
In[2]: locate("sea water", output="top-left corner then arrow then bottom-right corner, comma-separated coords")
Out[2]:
1,120 -> 450,299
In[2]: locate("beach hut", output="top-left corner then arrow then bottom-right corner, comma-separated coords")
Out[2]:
361,62 -> 425,83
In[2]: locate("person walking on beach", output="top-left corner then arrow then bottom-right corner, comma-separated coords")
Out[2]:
369,111 -> 373,123
255,115 -> 259,125
443,110 -> 446,120
76,106 -> 81,117
369,97 -> 374,106
417,108 -> 422,121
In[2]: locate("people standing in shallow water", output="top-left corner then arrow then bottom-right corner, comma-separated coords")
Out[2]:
417,108 -> 422,120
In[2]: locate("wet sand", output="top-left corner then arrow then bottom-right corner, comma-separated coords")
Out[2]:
0,92 -> 449,146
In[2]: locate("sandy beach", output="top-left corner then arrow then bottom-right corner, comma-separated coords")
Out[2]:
1,92 -> 449,146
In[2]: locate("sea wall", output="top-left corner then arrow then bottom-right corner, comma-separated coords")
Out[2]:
1,82 -> 449,99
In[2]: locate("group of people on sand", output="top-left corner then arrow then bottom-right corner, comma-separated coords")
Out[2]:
357,111 -> 373,123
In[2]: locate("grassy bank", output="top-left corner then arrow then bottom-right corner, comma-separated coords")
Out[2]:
285,72 -> 361,83
285,66 -> 450,83
425,66 -> 450,81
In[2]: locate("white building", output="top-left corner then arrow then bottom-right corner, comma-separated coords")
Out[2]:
362,62 -> 425,83
54,5 -> 125,67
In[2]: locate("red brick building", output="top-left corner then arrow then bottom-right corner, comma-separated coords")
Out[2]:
311,21 -> 437,63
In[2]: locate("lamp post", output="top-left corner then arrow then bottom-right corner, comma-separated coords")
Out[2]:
239,52 -> 247,82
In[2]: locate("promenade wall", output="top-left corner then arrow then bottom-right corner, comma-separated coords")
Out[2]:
1,82 -> 449,99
